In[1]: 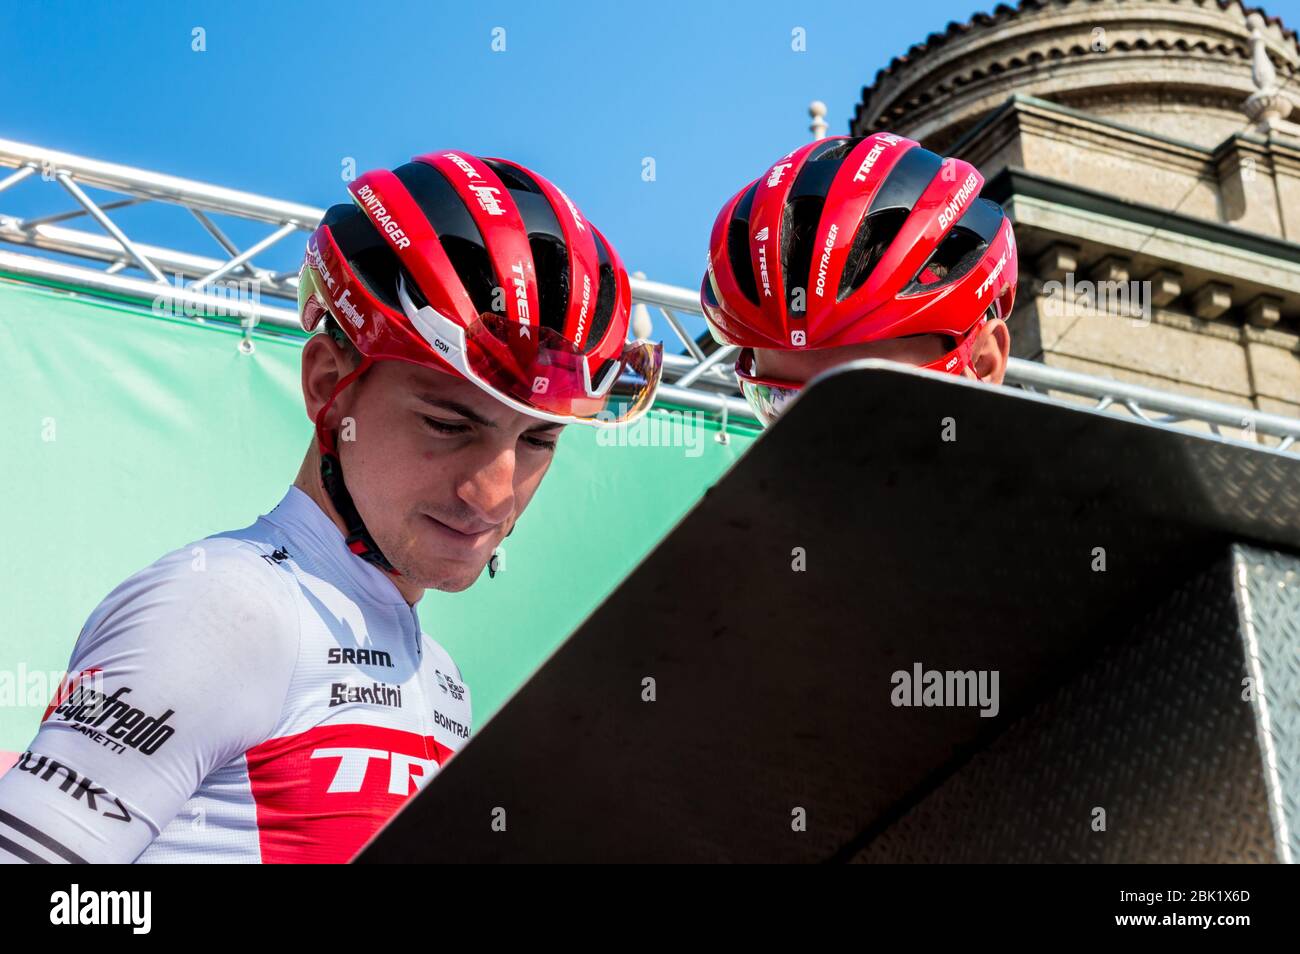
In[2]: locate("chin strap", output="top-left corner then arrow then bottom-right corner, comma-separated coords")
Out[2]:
314,356 -> 400,576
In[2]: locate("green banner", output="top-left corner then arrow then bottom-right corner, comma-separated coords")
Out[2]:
0,278 -> 757,749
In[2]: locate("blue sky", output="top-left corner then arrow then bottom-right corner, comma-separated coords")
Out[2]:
3,0 -> 1299,313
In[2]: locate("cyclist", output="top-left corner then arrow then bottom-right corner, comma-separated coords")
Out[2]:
700,132 -> 1018,425
0,150 -> 661,863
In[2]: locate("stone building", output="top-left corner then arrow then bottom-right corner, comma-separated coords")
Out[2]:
852,0 -> 1300,419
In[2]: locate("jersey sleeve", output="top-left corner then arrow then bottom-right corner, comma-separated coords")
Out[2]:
0,543 -> 299,864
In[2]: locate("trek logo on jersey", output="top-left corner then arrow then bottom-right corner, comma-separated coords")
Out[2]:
937,172 -> 979,230
329,682 -> 403,709
852,133 -> 903,183
333,288 -> 366,329
435,669 -> 466,701
767,162 -> 793,187
244,723 -> 464,862
304,238 -> 336,290
470,183 -> 506,216
311,746 -> 439,796
353,184 -> 412,250
814,224 -> 839,298
14,751 -> 134,823
48,685 -> 176,756
327,647 -> 394,668
975,251 -> 1008,300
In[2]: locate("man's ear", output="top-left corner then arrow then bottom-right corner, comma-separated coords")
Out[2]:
971,318 -> 1011,384
301,332 -> 356,425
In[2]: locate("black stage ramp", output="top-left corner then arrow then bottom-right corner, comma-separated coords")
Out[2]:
357,361 -> 1300,863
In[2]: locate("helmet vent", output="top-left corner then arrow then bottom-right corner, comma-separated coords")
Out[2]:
808,138 -> 857,163
528,234 -> 570,332
482,159 -> 543,194
726,182 -> 761,306
837,208 -> 908,301
587,229 -> 618,349
901,226 -> 985,295
439,236 -> 497,316
780,195 -> 824,316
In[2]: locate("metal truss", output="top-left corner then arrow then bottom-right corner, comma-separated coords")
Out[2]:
2,136 -> 1298,447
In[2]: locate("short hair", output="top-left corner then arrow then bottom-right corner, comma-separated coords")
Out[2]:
320,313 -> 361,366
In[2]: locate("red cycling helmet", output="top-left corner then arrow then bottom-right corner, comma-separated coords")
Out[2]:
298,149 -> 663,571
700,132 -> 1017,423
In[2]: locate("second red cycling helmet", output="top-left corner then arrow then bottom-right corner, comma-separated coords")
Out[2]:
700,132 -> 1017,422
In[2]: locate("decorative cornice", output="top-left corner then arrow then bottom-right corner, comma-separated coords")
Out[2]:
853,0 -> 1300,136
866,0 -> 1298,88
986,165 -> 1300,265
950,93 -> 1215,158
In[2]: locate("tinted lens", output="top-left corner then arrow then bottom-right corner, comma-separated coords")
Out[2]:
741,379 -> 801,427
464,313 -> 663,424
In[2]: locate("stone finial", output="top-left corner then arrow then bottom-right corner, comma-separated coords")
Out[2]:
1243,13 -> 1294,128
1251,14 -> 1278,90
809,101 -> 828,140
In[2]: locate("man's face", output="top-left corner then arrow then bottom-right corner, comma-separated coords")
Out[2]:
311,349 -> 563,593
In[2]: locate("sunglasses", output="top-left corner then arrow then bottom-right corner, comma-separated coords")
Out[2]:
733,315 -> 989,426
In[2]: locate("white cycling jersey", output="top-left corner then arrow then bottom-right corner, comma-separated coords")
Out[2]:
0,486 -> 472,864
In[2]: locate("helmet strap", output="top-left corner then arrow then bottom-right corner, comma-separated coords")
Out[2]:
313,356 -> 400,576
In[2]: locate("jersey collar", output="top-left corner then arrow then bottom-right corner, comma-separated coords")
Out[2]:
263,485 -> 414,609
